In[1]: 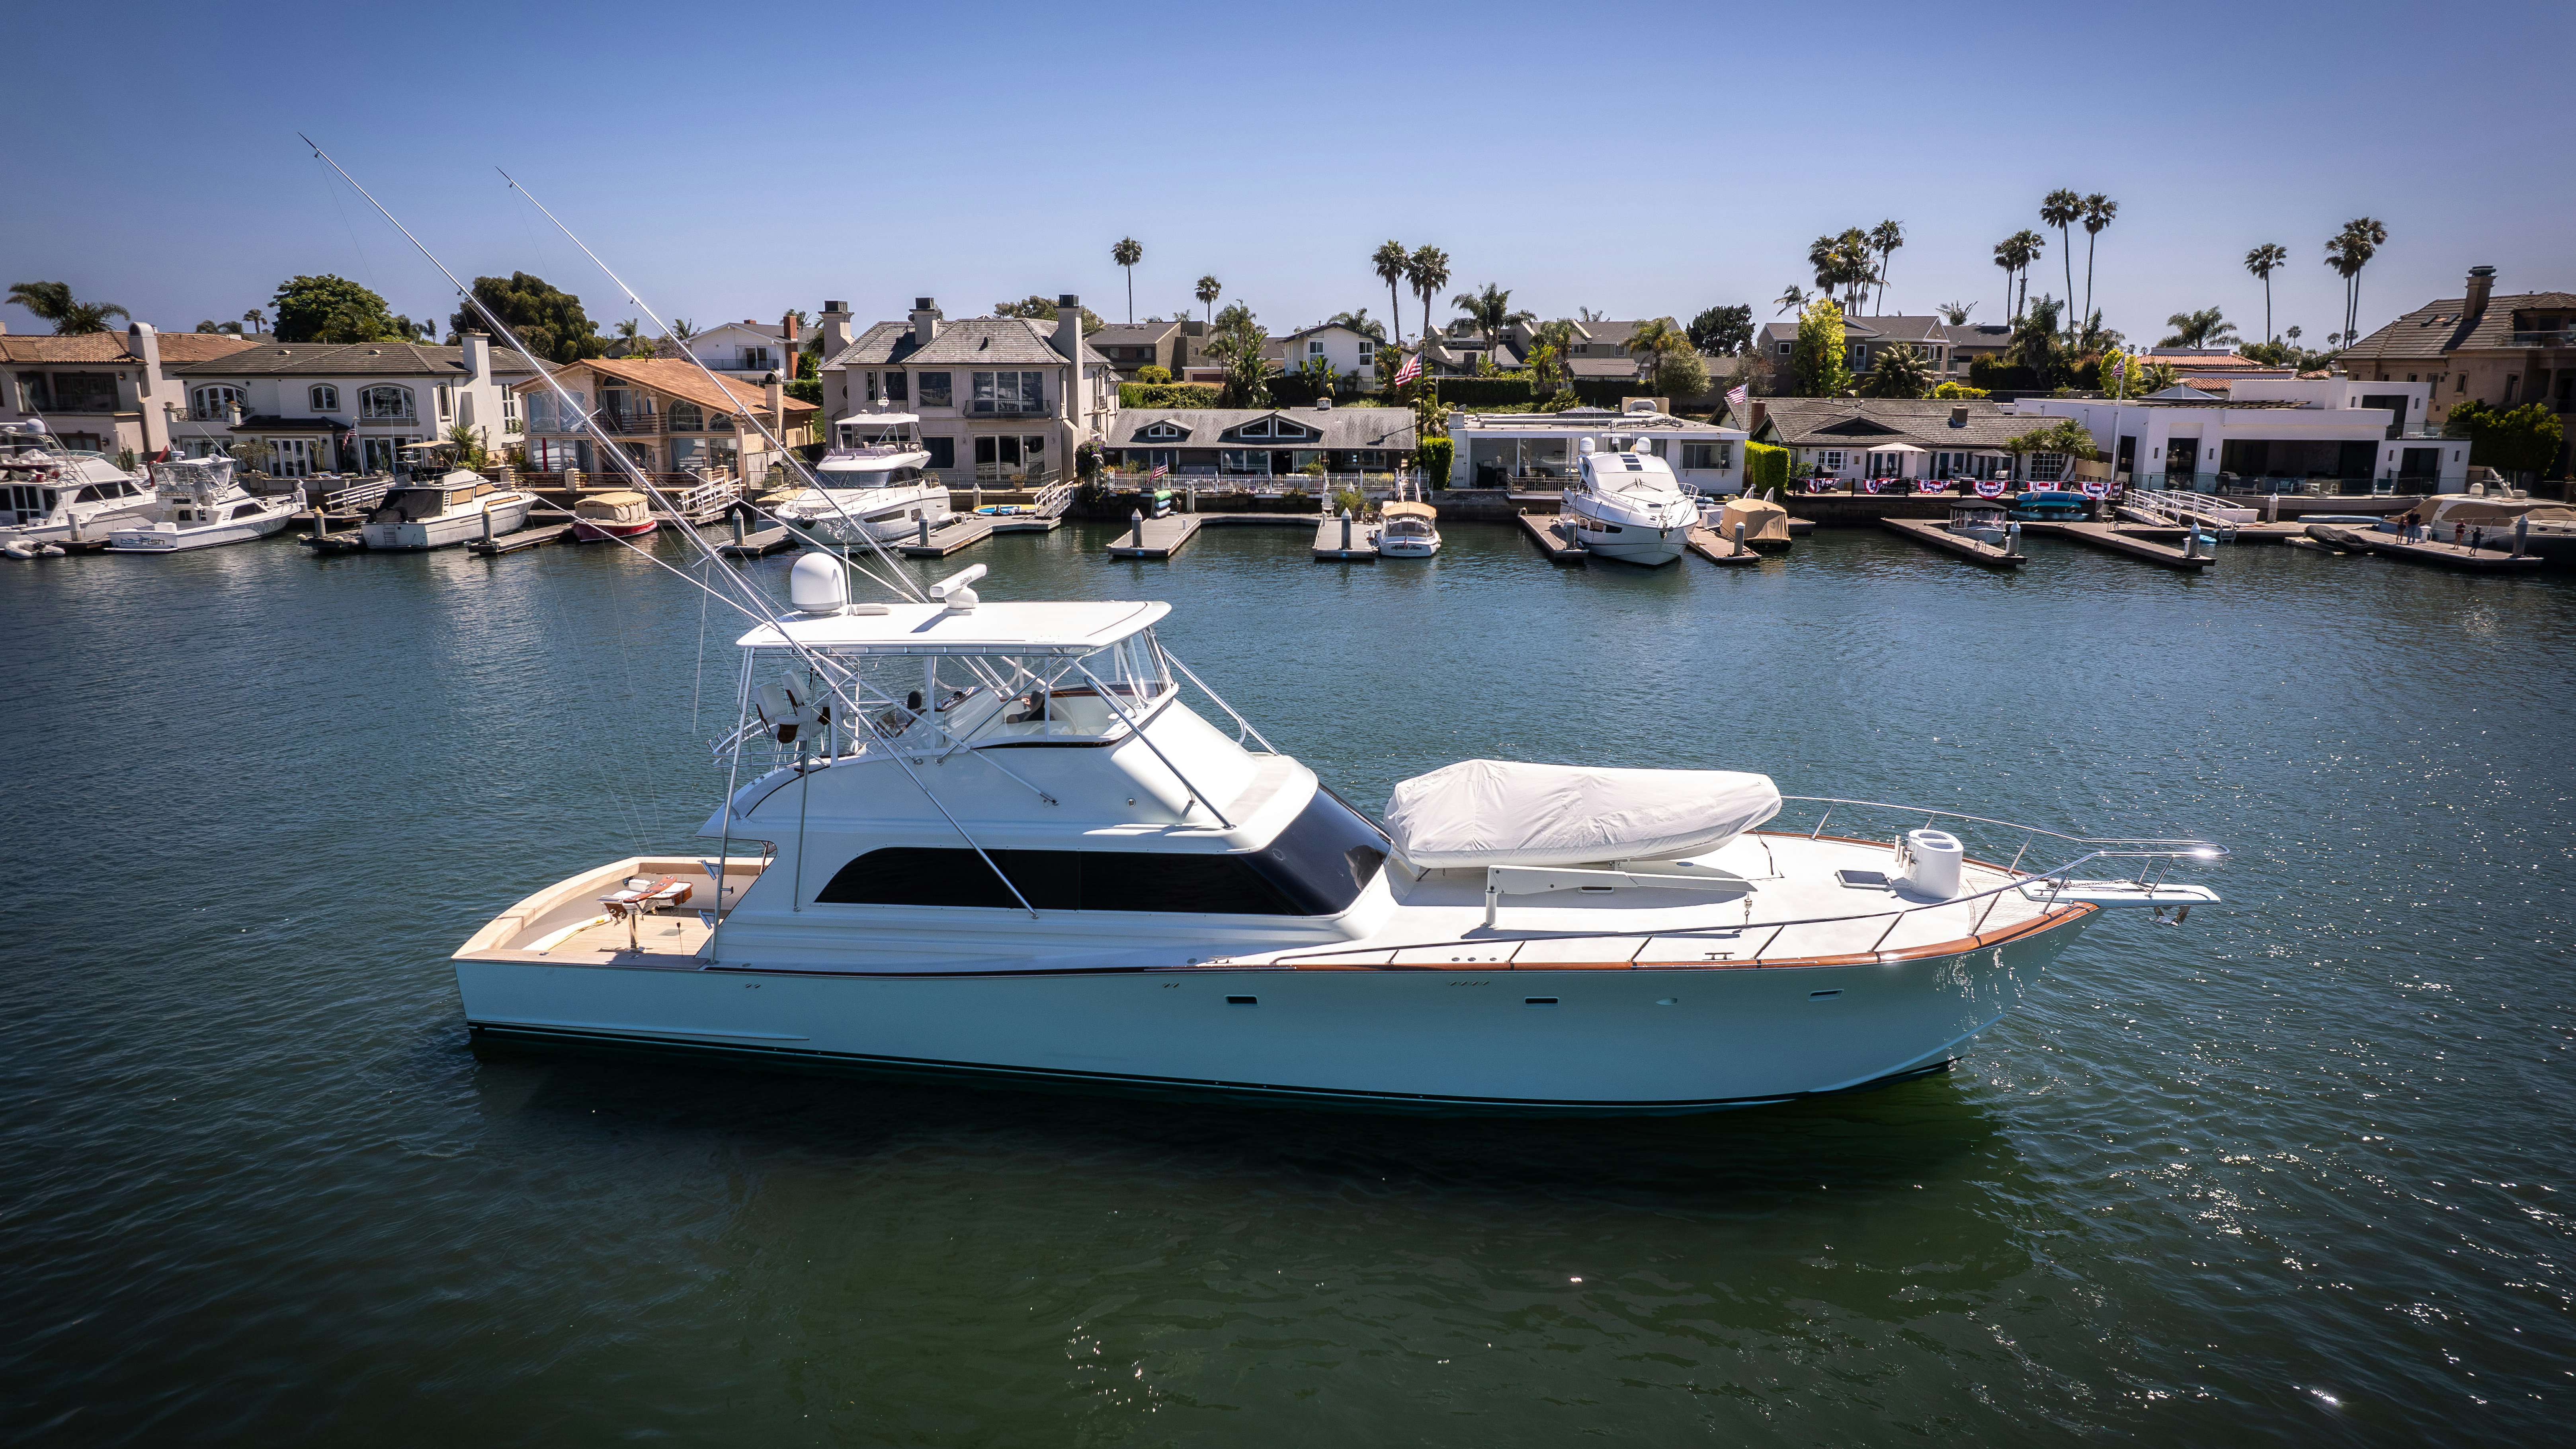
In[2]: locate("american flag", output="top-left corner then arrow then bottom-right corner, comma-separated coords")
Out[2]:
1392,352 -> 1421,387
1149,463 -> 1168,480
1725,384 -> 1748,410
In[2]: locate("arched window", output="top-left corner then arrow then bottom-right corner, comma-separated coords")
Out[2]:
359,385 -> 414,420
308,384 -> 340,412
189,385 -> 243,421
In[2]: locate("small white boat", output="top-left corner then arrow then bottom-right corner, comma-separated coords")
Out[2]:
106,455 -> 299,553
356,469 -> 535,550
1562,437 -> 1696,565
0,422 -> 158,551
1942,499 -> 2012,549
1378,481 -> 1439,557
772,409 -> 952,543
452,559 -> 2226,1115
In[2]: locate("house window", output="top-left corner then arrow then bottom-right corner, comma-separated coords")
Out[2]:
49,373 -> 118,412
189,385 -> 242,421
864,371 -> 878,403
1309,341 -> 1326,355
308,385 -> 340,412
1143,422 -> 1185,440
1777,342 -> 1793,357
1818,450 -> 1844,472
1682,442 -> 1732,470
13,373 -> 49,412
360,385 -> 413,420
2028,453 -> 2067,481
885,371 -> 908,402
2504,375 -> 2518,403
435,385 -> 453,420
923,436 -> 955,470
917,373 -> 952,408
740,347 -> 775,371
969,371 -> 1044,415
1219,449 -> 1272,474
1357,340 -> 1374,360
666,400 -> 705,431
500,390 -> 519,433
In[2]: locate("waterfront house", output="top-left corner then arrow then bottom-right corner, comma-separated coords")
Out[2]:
2339,264 -> 2576,476
1101,402 -> 1416,478
165,333 -> 544,476
1088,320 -> 1207,381
1755,316 -> 2009,393
1744,398 -> 2060,486
1450,402 -> 1746,494
1418,320 -> 1524,377
2016,378 -> 2463,492
682,318 -> 798,377
818,295 -> 1117,483
1263,324 -> 1381,389
512,356 -> 816,482
2,323 -> 258,458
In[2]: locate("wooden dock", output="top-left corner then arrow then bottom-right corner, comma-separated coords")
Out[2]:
2023,520 -> 2213,571
2354,533 -> 2546,572
2113,520 -> 2308,545
1684,526 -> 1762,566
1516,510 -> 1586,564
1786,517 -> 1817,536
1106,514 -> 1202,559
467,522 -> 576,556
898,515 -> 995,558
717,522 -> 797,557
1312,514 -> 1379,560
988,512 -> 1062,534
1881,517 -> 2025,568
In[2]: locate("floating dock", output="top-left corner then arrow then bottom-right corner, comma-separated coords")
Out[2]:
467,522 -> 576,556
2353,534 -> 2545,572
1312,515 -> 1378,560
2022,521 -> 2213,571
897,516 -> 995,558
716,522 -> 797,557
1106,514 -> 1202,559
1880,517 -> 2025,568
1516,511 -> 1586,564
1684,526 -> 1762,566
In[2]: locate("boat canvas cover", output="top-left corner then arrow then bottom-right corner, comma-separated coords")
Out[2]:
1384,759 -> 1781,869
1717,496 -> 1790,543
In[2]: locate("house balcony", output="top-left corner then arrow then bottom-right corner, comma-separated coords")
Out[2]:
966,400 -> 1052,417
2508,330 -> 2576,348
595,410 -> 662,435
357,410 -> 419,424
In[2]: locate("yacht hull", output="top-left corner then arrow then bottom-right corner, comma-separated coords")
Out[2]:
361,494 -> 533,550
454,925 -> 2081,1114
1569,523 -> 1687,565
106,504 -> 298,552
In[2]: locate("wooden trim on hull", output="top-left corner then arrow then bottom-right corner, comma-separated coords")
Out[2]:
465,1020 -> 1961,1116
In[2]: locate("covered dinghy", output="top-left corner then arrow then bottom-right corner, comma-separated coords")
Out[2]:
1383,760 -> 1782,869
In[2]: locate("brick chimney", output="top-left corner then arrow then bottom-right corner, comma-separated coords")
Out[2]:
2464,265 -> 2496,322
766,373 -> 785,435
781,309 -> 802,368
909,296 -> 943,346
820,299 -> 853,357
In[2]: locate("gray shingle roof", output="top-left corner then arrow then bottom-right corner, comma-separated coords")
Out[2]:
168,341 -> 546,378
1755,316 -> 2011,350
824,316 -> 1109,369
1088,321 -> 1183,348
2340,291 -> 2576,363
1111,406 -> 1416,451
1752,398 -> 2057,450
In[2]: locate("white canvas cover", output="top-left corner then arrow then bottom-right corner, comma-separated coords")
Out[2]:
1383,760 -> 1782,869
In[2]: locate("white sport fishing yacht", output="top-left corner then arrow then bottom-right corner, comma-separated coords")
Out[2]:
1562,436 -> 1697,565
106,454 -> 299,553
0,422 -> 158,554
452,556 -> 2225,1114
770,410 -> 952,543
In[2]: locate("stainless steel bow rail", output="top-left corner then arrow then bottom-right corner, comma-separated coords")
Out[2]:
1251,797 -> 2228,969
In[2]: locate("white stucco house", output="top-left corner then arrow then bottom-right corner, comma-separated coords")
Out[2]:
1266,323 -> 1379,389
2015,378 -> 2464,492
1450,401 -> 1746,494
164,333 -> 545,475
1,324 -> 260,457
818,295 -> 1117,484
683,318 -> 798,377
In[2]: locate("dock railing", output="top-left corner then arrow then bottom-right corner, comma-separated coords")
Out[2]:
1261,796 -> 2226,969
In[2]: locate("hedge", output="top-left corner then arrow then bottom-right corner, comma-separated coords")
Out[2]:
1968,357 -> 2038,391
1744,441 -> 1789,496
1118,382 -> 1222,409
1415,436 -> 1453,487
1423,375 -> 1536,408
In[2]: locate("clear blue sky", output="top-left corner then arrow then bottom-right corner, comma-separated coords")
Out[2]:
5,0 -> 2568,348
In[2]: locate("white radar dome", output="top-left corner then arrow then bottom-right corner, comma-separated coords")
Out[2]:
788,551 -> 850,615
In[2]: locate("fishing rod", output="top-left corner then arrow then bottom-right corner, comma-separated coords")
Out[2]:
496,168 -> 928,605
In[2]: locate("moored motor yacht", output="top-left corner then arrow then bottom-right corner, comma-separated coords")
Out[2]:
771,409 -> 952,543
571,489 -> 658,541
356,468 -> 536,549
1378,481 -> 1439,557
0,422 -> 158,552
106,454 -> 299,553
1561,437 -> 1696,564
452,557 -> 2225,1114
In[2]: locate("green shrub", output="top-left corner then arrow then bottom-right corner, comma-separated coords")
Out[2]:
1414,436 -> 1454,488
1118,382 -> 1221,409
1134,364 -> 1172,384
1744,441 -> 1789,496
1428,375 -> 1537,408
1570,379 -> 1638,408
1931,381 -> 1989,399
1968,356 -> 2037,391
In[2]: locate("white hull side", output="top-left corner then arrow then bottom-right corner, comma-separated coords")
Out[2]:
107,506 -> 297,553
1572,525 -> 1687,565
0,502 -> 158,545
1379,539 -> 1439,558
787,482 -> 953,543
361,495 -> 533,550
454,927 -> 2079,1113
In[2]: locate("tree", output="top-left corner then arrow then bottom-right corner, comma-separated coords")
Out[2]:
1807,229 -> 1875,310
2327,217 -> 2387,345
1406,246 -> 1451,344
1869,219 -> 1904,313
2132,360 -> 2183,394
1937,301 -> 1976,325
2006,417 -> 2099,470
8,281 -> 131,335
1775,284 -> 1808,316
2079,194 -> 2117,328
668,318 -> 699,342
1203,304 -> 1273,408
1451,282 -> 1532,354
1859,342 -> 1932,398
1529,319 -> 1574,393
1791,299 -> 1852,397
2444,400 -> 2566,481
2159,307 -> 2238,349
193,319 -> 244,334
274,274 -> 419,344
1993,230 -> 2043,319
2040,189 -> 2082,321
993,295 -> 1106,333
448,272 -> 603,363
1370,241 -> 1408,342
2243,243 -> 2289,344
1687,303 -> 1753,355
1324,309 -> 1387,342
1111,237 -> 1143,323
242,308 -> 266,332
1650,346 -> 1710,403
610,318 -> 646,356
2011,296 -> 2070,386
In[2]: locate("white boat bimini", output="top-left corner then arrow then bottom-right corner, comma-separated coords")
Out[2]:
357,468 -> 535,550
451,558 -> 2225,1115
1377,480 -> 1440,558
107,454 -> 299,553
1562,436 -> 1697,565
0,422 -> 157,553
771,409 -> 952,543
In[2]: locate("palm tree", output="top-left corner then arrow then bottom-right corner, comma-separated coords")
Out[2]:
1937,301 -> 1975,325
1994,231 -> 2043,319
1406,246 -> 1451,344
2328,217 -> 2387,345
1452,283 -> 1533,354
2286,325 -> 2303,351
669,318 -> 699,342
1775,284 -> 1809,316
1859,343 -> 1933,398
1371,241 -> 1408,342
2079,194 -> 2117,327
1868,219 -> 1904,313
2010,297 -> 2070,386
1111,237 -> 1143,323
611,318 -> 645,356
2159,307 -> 2239,349
8,280 -> 130,336
1193,274 -> 1221,327
242,308 -> 266,332
2039,190 -> 2082,322
2240,244 -> 2288,345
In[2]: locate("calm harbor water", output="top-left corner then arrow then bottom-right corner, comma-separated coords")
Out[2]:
4,520 -> 2573,1446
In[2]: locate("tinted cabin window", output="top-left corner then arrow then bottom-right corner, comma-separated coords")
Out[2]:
817,790 -> 1390,916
